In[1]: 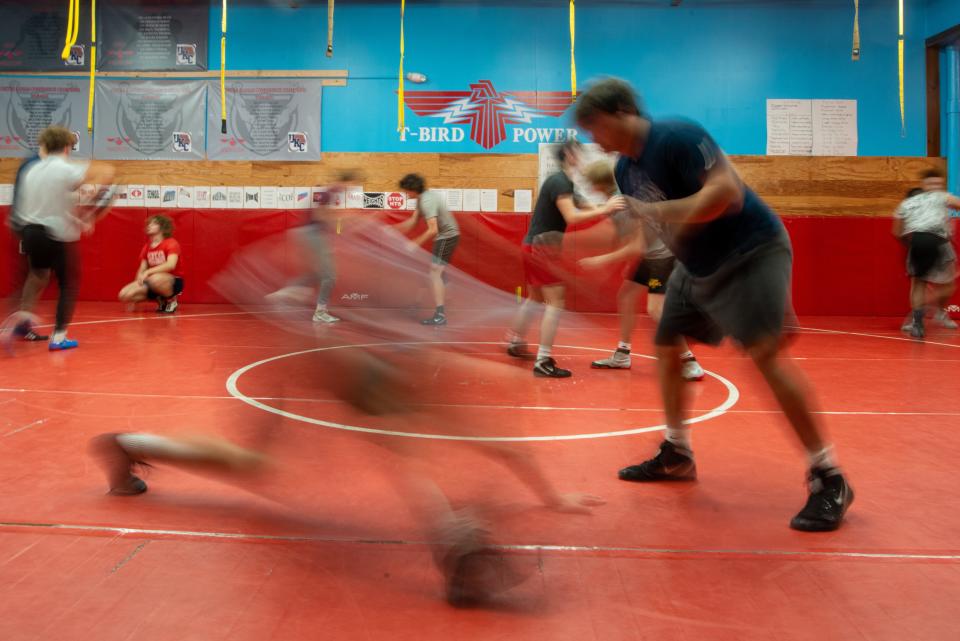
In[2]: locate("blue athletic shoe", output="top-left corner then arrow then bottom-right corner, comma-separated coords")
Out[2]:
48,338 -> 78,351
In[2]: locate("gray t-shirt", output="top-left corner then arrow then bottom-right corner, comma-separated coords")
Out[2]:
895,191 -> 955,238
418,190 -> 459,241
18,155 -> 88,242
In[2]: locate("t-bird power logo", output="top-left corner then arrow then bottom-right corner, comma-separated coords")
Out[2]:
401,80 -> 578,148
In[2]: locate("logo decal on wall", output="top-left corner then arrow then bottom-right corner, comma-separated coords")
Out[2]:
402,80 -> 576,149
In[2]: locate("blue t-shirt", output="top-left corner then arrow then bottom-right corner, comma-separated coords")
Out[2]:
614,119 -> 782,276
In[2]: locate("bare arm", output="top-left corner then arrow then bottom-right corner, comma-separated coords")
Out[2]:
80,161 -> 115,187
135,259 -> 148,280
142,255 -> 179,279
411,217 -> 438,246
892,216 -> 904,238
556,194 -> 622,226
946,195 -> 960,210
395,210 -> 419,235
580,225 -> 648,270
639,154 -> 744,226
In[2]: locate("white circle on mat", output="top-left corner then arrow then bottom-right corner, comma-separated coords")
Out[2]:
225,341 -> 740,442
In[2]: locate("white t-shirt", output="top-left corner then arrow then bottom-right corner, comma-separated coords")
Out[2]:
895,191 -> 955,239
17,154 -> 89,242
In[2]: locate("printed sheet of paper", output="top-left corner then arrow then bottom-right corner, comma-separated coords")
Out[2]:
513,189 -> 532,213
480,189 -> 498,212
462,189 -> 481,211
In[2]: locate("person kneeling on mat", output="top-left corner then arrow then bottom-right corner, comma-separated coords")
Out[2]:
118,215 -> 184,313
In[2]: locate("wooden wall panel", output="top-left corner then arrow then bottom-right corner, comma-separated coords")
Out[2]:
0,154 -> 945,217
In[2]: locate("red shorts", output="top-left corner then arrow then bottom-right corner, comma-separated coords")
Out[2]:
521,243 -> 564,287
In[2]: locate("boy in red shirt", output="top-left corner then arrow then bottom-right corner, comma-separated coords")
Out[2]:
118,215 -> 183,313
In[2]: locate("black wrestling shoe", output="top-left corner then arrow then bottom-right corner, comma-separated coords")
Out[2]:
14,322 -> 48,342
88,433 -> 148,496
618,440 -> 697,481
533,357 -> 571,378
789,468 -> 854,532
506,343 -> 536,360
421,313 -> 447,326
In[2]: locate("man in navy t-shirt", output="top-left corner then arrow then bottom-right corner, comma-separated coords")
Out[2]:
575,78 -> 852,532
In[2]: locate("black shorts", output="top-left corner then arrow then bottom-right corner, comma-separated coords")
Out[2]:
20,224 -> 60,270
655,234 -> 795,349
146,277 -> 184,300
431,235 -> 459,266
907,232 -> 949,280
630,257 -> 675,294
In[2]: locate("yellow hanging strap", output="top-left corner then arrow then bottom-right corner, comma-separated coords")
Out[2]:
569,0 -> 576,100
326,0 -> 334,57
221,0 -> 228,133
397,0 -> 405,132
87,0 -> 96,132
851,0 -> 860,60
60,0 -> 79,60
898,0 -> 904,135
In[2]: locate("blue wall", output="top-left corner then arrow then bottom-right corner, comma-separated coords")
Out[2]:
925,0 -> 960,38
211,1 -> 942,156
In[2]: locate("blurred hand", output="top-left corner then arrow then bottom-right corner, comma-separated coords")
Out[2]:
550,492 -> 606,514
605,195 -> 627,214
579,255 -> 609,271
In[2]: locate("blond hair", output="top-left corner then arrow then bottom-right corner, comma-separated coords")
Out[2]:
582,160 -> 616,194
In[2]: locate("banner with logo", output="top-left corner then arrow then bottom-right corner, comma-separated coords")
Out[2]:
98,0 -> 207,71
0,0 -> 91,71
207,79 -> 322,161
0,79 -> 91,158
93,80 -> 205,160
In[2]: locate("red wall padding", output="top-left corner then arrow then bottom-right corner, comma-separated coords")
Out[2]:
1,206 -> 956,316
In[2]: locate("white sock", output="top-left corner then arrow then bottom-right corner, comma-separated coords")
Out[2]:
536,345 -> 551,361
617,341 -> 631,352
679,350 -> 694,360
665,428 -> 691,451
808,445 -> 838,472
505,330 -> 523,345
315,305 -> 327,313
52,330 -> 67,343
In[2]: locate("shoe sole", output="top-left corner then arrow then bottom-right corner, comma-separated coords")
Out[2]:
618,471 -> 697,482
591,363 -> 631,369
533,371 -> 572,378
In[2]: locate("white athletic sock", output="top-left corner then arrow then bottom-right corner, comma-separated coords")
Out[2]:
665,428 -> 691,452
808,445 -> 839,473
617,341 -> 631,352
506,330 -> 523,345
536,345 -> 551,361
52,330 -> 67,343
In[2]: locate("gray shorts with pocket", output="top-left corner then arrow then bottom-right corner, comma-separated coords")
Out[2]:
654,233 -> 796,348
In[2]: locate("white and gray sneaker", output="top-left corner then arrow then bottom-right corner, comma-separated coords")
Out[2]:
312,308 -> 340,323
935,309 -> 958,329
681,356 -> 705,381
901,313 -> 916,332
591,348 -> 631,369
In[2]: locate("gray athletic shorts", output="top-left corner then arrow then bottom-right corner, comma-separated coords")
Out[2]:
655,233 -> 796,348
431,235 -> 459,265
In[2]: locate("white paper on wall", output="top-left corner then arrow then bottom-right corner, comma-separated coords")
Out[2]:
177,186 -> 194,208
226,186 -> 244,209
513,189 -> 532,213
